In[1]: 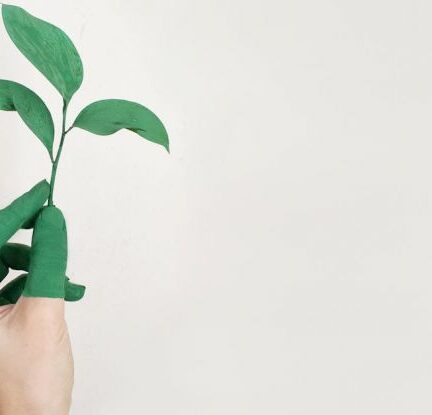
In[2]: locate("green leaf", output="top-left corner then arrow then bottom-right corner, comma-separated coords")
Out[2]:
73,99 -> 169,151
1,4 -> 83,103
0,80 -> 54,156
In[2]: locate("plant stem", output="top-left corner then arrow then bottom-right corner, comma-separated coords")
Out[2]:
48,99 -> 69,206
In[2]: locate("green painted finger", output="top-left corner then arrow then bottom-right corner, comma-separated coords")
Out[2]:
0,273 -> 26,303
0,274 -> 85,303
0,260 -> 8,283
21,214 -> 38,230
65,278 -> 86,301
0,243 -> 86,300
0,243 -> 30,271
0,243 -> 29,283
0,180 -> 50,246
23,206 -> 67,298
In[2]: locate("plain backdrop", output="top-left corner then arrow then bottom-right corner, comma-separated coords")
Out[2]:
1,0 -> 432,413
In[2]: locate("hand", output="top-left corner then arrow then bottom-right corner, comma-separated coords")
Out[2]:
0,181 -> 84,415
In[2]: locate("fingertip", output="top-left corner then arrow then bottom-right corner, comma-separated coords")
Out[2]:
0,180 -> 51,246
20,182 -> 50,229
36,206 -> 66,233
33,180 -> 50,198
65,280 -> 86,302
18,180 -> 51,213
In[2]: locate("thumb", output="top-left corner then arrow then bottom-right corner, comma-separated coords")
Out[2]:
22,206 -> 67,300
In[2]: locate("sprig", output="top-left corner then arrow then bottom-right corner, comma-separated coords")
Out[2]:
0,4 -> 169,205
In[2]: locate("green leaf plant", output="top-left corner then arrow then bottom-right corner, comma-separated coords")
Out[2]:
0,5 -> 169,301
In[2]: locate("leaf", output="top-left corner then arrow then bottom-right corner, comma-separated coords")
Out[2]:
0,80 -> 54,156
1,4 -> 83,103
73,99 -> 169,151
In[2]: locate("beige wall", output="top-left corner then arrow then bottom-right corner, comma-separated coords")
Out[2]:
0,0 -> 431,413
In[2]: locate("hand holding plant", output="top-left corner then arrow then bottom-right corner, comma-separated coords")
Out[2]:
0,4 -> 169,301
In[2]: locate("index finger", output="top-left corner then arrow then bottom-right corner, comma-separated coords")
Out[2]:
0,180 -> 50,246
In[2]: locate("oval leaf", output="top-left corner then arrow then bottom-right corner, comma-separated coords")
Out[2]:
2,4 -> 83,103
73,99 -> 169,151
0,80 -> 54,156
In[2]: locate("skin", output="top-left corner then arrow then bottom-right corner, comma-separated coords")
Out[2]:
0,181 -> 74,415
0,298 -> 72,415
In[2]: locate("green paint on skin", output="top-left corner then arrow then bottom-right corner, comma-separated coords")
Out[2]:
0,243 -> 86,301
0,182 -> 86,301
23,207 -> 67,298
0,243 -> 31,271
0,274 -> 26,304
0,274 -> 85,303
0,180 -> 49,247
65,279 -> 86,302
21,214 -> 38,229
0,298 -> 11,306
0,260 -> 8,283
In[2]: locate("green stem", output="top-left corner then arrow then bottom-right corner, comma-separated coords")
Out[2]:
48,100 -> 70,206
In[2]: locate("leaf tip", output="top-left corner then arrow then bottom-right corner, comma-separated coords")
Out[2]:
1,3 -> 17,17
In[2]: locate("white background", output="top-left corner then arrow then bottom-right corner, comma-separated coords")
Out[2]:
1,0 -> 432,413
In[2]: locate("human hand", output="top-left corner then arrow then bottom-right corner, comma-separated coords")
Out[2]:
0,181 -> 84,415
